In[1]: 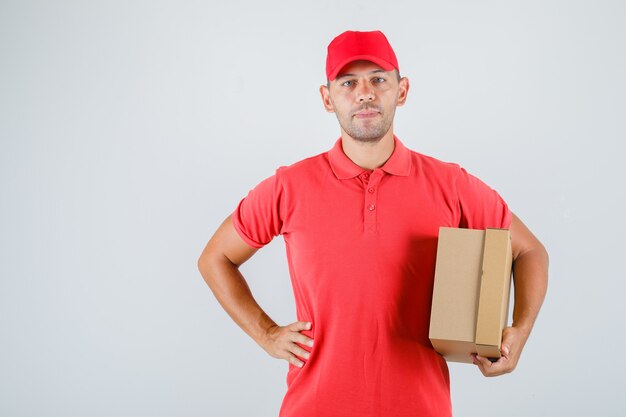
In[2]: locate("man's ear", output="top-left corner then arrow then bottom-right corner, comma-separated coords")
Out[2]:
396,77 -> 410,107
320,84 -> 335,113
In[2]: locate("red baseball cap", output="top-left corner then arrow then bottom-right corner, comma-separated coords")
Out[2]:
325,30 -> 399,81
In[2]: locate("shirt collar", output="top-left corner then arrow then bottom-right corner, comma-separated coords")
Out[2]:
328,135 -> 412,180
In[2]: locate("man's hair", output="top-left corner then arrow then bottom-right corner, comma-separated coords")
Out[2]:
326,69 -> 402,88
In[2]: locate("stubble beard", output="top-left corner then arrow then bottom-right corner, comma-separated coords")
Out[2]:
336,106 -> 396,144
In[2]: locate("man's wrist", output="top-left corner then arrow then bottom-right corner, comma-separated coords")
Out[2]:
510,321 -> 532,338
257,322 -> 278,349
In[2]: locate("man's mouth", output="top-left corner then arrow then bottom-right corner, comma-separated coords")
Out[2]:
353,108 -> 380,119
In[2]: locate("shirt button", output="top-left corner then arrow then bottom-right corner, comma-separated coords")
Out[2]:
368,187 -> 375,193
363,173 -> 370,179
368,204 -> 375,211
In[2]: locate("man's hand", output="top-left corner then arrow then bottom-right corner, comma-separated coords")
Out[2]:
261,321 -> 315,368
471,325 -> 529,377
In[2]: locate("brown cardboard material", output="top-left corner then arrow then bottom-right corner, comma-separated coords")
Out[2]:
429,227 -> 512,363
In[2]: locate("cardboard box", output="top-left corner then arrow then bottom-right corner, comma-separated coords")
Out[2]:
429,227 -> 512,363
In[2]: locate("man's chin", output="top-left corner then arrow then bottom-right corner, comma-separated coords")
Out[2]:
352,135 -> 383,144
349,126 -> 391,143
340,120 -> 391,143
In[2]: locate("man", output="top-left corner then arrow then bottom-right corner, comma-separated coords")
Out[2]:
198,30 -> 548,417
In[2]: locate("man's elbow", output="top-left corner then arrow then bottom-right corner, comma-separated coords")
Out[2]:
532,238 -> 549,267
197,253 -> 209,275
197,246 -> 220,284
540,242 -> 549,266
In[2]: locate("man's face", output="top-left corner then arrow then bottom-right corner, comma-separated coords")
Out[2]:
320,60 -> 409,143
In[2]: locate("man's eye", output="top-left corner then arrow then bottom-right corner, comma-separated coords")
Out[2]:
341,80 -> 354,87
374,77 -> 386,83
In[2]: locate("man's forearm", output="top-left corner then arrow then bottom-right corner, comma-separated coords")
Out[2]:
199,256 -> 277,348
511,245 -> 549,336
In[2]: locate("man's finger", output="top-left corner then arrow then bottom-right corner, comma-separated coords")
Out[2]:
501,344 -> 510,358
474,354 -> 493,368
289,354 -> 304,368
291,344 -> 311,360
291,321 -> 312,331
475,353 -> 512,377
294,332 -> 314,347
473,354 -> 499,377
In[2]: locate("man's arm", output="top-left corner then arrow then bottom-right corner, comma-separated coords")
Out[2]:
197,215 -> 314,368
472,211 -> 549,376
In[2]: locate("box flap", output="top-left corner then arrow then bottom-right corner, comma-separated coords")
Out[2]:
474,228 -> 512,359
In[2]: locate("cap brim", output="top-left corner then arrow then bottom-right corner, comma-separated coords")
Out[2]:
328,55 -> 396,81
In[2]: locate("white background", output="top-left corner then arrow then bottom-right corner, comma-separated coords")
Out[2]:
1,0 -> 624,415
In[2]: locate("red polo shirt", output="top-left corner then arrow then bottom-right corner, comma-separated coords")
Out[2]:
232,136 -> 511,417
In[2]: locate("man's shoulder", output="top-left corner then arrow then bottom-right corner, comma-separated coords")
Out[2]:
407,148 -> 463,176
275,149 -> 331,177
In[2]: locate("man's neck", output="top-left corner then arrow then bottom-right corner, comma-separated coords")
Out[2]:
340,130 -> 395,170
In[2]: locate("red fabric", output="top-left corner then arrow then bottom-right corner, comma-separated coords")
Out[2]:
232,136 -> 511,417
326,30 -> 399,81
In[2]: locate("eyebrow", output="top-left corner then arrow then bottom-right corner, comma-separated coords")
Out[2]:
336,69 -> 388,79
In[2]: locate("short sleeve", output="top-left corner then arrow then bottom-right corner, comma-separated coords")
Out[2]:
231,168 -> 284,249
455,167 -> 511,230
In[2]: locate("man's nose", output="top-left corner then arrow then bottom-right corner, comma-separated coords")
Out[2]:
356,82 -> 375,102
